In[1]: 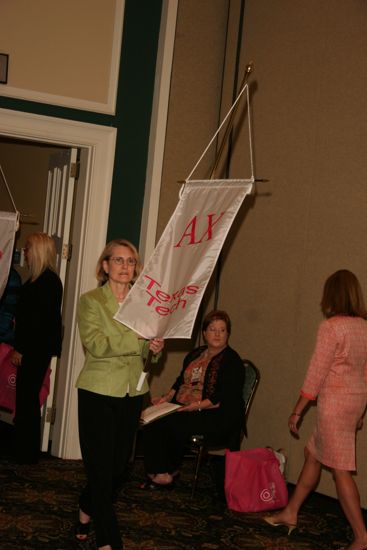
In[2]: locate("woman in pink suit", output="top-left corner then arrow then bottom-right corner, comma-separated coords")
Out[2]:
264,270 -> 367,550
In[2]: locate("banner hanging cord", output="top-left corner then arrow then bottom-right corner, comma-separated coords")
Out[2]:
185,82 -> 253,183
0,164 -> 20,230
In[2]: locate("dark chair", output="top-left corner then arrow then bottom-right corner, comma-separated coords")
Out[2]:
190,359 -> 260,498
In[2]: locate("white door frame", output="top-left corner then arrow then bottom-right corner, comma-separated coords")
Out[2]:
41,147 -> 78,452
0,107 -> 117,458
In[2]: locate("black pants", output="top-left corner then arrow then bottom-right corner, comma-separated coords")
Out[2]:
142,409 -> 232,474
14,352 -> 51,464
78,389 -> 143,549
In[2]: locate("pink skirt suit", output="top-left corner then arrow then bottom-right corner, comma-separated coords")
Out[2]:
301,316 -> 367,471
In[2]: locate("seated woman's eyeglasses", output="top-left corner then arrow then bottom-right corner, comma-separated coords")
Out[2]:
109,257 -> 137,266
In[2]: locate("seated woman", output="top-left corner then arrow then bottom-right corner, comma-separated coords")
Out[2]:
141,309 -> 245,489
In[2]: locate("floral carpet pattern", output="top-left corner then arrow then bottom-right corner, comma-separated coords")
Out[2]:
0,448 -> 360,550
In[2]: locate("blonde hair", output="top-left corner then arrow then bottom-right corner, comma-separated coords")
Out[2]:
26,232 -> 57,281
96,239 -> 142,285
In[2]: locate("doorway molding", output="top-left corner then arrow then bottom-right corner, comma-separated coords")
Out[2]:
0,108 -> 117,458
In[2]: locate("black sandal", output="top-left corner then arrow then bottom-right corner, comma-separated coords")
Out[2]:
74,520 -> 91,541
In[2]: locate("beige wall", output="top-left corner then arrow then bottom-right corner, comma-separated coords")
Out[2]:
0,0 -> 121,112
150,0 -> 367,504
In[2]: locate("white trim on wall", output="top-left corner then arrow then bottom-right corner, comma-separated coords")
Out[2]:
0,108 -> 117,458
139,0 -> 178,262
0,1 -> 124,115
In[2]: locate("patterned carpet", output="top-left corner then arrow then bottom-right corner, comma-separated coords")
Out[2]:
0,422 -> 360,549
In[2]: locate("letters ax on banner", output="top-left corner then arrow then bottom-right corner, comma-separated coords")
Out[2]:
114,179 -> 253,339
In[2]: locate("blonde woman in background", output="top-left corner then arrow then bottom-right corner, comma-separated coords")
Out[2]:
11,232 -> 63,464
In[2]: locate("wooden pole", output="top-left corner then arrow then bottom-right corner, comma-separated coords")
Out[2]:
209,62 -> 254,179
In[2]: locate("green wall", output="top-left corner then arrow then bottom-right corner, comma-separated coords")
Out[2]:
107,0 -> 163,246
0,0 -> 163,248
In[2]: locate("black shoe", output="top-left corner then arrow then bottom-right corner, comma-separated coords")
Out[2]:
74,520 -> 91,541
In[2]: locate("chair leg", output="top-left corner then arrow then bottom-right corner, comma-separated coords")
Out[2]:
191,444 -> 204,498
209,455 -> 226,502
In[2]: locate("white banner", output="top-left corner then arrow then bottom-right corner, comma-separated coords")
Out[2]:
114,179 -> 253,339
0,211 -> 18,300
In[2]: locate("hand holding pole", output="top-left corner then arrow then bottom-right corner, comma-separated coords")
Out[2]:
136,338 -> 164,391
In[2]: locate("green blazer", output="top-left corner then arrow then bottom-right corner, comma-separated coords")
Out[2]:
76,282 -> 157,397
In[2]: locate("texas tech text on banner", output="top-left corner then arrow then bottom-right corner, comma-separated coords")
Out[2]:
114,179 -> 253,339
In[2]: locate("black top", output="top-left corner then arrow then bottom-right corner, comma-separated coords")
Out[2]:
14,268 -> 63,358
172,345 -> 245,425
0,268 -> 22,345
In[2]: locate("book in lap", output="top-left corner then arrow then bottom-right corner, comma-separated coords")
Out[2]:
140,402 -> 182,425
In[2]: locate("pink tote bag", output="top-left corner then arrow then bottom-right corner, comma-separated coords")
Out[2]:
225,447 -> 288,513
0,343 -> 51,414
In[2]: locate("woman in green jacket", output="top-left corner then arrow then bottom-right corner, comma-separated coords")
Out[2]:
75,239 -> 164,550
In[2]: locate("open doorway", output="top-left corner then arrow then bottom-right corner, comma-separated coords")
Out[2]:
0,137 -> 77,453
0,108 -> 117,459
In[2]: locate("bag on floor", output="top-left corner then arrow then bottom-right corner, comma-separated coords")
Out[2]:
225,447 -> 288,512
0,342 -> 16,411
0,343 -> 51,414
